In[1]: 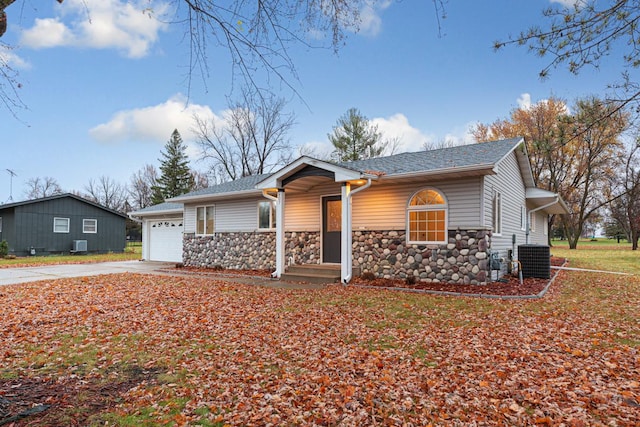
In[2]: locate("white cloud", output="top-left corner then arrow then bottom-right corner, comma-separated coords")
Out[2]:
89,94 -> 218,153
19,0 -> 170,58
550,0 -> 585,8
517,93 -> 532,110
0,44 -> 30,69
357,0 -> 393,37
371,113 -> 432,152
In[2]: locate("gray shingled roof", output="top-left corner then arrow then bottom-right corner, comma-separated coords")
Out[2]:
173,138 -> 522,200
173,173 -> 271,198
129,202 -> 183,215
337,138 -> 522,175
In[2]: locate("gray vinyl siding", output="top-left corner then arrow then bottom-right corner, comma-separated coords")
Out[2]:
351,178 -> 483,230
483,152 -> 529,255
184,196 -> 263,233
275,177 -> 484,232
528,210 -> 549,245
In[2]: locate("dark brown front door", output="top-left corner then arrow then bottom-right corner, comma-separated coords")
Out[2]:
322,195 -> 341,263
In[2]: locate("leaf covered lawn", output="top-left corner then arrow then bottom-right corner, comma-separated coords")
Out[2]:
0,271 -> 638,426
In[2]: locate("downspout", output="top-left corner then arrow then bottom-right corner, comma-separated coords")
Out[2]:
525,196 -> 559,244
262,189 -> 283,278
342,178 -> 372,284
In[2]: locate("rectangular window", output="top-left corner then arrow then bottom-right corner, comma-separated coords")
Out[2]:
258,201 -> 276,230
54,217 -> 70,233
408,209 -> 446,243
196,205 -> 215,235
520,206 -> 527,231
493,192 -> 502,235
83,219 -> 98,234
544,216 -> 548,236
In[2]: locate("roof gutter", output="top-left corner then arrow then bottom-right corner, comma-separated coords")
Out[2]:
168,189 -> 261,204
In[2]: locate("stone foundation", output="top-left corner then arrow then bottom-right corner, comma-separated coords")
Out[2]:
352,229 -> 491,285
183,231 -> 321,270
183,228 -> 492,284
184,232 -> 276,269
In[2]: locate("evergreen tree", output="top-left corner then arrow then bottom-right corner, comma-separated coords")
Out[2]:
151,129 -> 194,204
328,108 -> 385,162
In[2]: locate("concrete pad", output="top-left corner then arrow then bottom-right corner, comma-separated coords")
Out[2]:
0,261 -> 175,286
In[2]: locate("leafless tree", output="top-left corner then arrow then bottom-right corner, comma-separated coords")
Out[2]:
194,88 -> 295,181
128,164 -> 158,210
609,142 -> 640,250
3,1 -> 449,116
23,176 -> 63,199
84,175 -> 128,212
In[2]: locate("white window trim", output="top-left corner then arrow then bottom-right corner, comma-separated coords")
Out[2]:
54,217 -> 70,233
520,206 -> 527,231
196,205 -> 215,236
83,218 -> 98,234
406,187 -> 448,245
493,192 -> 502,236
257,200 -> 276,231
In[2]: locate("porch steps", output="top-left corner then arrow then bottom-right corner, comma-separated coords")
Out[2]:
281,264 -> 341,285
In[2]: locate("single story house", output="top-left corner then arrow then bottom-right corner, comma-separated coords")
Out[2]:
132,138 -> 568,284
0,193 -> 127,256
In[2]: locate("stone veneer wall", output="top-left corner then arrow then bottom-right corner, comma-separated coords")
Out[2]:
183,228 -> 491,284
352,229 -> 492,285
183,231 -> 321,270
183,232 -> 276,269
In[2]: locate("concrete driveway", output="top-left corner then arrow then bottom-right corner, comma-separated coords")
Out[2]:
0,261 -> 174,286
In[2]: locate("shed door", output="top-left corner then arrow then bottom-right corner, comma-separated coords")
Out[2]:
322,196 -> 341,264
148,218 -> 183,262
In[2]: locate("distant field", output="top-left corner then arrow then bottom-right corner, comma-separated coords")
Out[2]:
550,238 -> 640,275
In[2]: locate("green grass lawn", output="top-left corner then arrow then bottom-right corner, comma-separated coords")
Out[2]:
0,242 -> 141,267
550,238 -> 640,275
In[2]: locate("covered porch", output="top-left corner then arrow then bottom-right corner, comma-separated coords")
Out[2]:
256,157 -> 378,283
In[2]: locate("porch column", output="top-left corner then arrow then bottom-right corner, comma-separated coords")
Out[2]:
341,182 -> 351,283
275,188 -> 285,278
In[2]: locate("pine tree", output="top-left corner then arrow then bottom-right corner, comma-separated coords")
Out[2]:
328,108 -> 385,162
151,129 -> 195,204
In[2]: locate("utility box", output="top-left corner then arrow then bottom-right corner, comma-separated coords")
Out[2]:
518,244 -> 550,279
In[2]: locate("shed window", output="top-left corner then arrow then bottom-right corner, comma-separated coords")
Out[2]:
258,201 -> 276,230
196,205 -> 215,235
407,188 -> 447,244
83,219 -> 98,234
54,217 -> 70,233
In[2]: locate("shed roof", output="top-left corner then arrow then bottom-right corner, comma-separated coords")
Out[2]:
0,193 -> 127,218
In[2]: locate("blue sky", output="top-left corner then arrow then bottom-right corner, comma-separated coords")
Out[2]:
0,0 -> 622,203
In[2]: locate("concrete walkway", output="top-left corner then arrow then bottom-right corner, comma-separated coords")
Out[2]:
0,261 -> 327,290
0,261 -> 175,286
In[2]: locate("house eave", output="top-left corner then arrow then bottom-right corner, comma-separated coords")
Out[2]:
168,189 -> 263,204
382,163 -> 497,182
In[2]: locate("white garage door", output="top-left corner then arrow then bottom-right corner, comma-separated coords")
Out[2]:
148,218 -> 183,262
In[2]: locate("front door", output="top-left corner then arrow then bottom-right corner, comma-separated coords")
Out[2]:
322,195 -> 341,263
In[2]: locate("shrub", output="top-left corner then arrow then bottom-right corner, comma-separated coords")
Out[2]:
405,275 -> 417,285
0,240 -> 8,258
360,271 -> 376,281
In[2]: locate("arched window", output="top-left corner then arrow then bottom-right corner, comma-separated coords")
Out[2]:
407,188 -> 447,244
